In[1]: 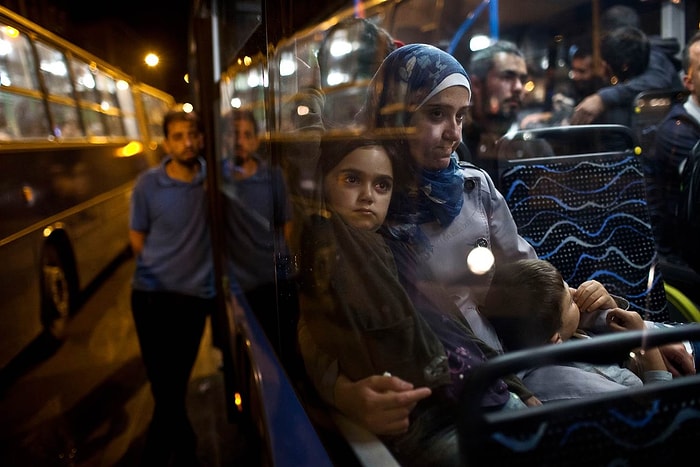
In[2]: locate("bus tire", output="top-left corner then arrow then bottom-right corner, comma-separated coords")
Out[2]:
40,242 -> 77,340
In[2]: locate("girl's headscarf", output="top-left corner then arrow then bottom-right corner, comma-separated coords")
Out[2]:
356,44 -> 472,236
355,43 -> 471,131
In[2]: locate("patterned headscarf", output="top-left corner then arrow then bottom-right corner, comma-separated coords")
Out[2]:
356,43 -> 471,130
356,44 -> 472,236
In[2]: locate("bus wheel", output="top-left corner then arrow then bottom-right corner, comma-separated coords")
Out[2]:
40,243 -> 74,340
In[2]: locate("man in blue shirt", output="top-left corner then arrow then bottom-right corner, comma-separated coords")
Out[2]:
129,109 -> 214,466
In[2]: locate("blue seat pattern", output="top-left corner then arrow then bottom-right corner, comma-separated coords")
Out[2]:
501,151 -> 669,321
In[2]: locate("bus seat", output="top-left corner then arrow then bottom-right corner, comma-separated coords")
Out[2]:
495,125 -> 669,321
458,324 -> 700,466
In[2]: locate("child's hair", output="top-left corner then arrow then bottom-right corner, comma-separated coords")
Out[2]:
317,132 -> 406,190
480,258 -> 566,350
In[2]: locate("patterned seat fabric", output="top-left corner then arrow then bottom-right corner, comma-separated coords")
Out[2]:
497,125 -> 669,321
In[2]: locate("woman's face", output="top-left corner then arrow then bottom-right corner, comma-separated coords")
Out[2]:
408,86 -> 470,171
323,145 -> 394,231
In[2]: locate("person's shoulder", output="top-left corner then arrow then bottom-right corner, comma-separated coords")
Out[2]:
661,102 -> 699,127
135,164 -> 162,184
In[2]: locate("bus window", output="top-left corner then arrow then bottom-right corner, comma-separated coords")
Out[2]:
48,100 -> 83,138
116,79 -> 140,139
0,23 -> 38,89
140,91 -> 169,140
94,70 -> 125,137
34,40 -> 73,98
13,94 -> 50,139
219,58 -> 266,124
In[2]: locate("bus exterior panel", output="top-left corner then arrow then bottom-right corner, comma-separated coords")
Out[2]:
0,5 -> 175,370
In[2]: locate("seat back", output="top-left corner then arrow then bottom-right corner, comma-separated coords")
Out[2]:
496,125 -> 668,321
458,325 -> 700,466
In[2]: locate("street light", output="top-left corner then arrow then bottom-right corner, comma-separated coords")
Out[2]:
144,53 -> 159,67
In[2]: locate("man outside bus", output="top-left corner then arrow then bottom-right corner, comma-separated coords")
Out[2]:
129,109 -> 213,467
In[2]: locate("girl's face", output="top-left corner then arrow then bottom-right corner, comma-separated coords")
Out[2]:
556,285 -> 581,342
324,145 -> 394,231
408,86 -> 470,171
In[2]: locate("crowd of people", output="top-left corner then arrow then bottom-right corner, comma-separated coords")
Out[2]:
125,4 -> 700,466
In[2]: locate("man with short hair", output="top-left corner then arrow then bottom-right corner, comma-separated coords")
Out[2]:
462,40 -> 528,180
129,109 -> 212,466
570,5 -> 682,125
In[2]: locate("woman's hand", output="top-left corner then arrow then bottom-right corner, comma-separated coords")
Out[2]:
334,373 -> 432,435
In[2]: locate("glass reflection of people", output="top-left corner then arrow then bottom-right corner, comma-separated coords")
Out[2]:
298,135 -> 529,466
321,42 -> 694,440
221,109 -> 295,355
301,43 -> 539,441
129,109 -> 213,467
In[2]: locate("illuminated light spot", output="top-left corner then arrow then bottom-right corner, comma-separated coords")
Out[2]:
144,53 -> 159,67
116,141 -> 144,157
634,146 -> 642,155
297,105 -> 310,116
467,247 -> 494,275
234,392 -> 243,412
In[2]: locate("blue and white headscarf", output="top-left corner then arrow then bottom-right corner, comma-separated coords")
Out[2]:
356,43 -> 471,130
356,44 -> 472,236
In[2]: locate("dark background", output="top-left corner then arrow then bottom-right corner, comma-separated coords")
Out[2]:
3,0 -> 351,103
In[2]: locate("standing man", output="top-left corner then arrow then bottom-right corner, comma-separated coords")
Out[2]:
462,40 -> 528,180
129,109 -> 213,466
647,31 -> 700,271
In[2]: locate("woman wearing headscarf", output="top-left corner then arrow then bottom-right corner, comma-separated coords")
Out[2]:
297,44 -> 541,465
297,130 -> 524,467
331,43 -> 694,443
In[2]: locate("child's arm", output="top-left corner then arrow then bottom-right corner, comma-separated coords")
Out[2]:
573,280 -> 617,313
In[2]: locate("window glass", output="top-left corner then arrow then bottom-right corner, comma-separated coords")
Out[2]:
49,101 -> 84,138
34,40 -> 72,97
12,94 -> 51,139
141,92 -> 170,140
0,24 -> 38,90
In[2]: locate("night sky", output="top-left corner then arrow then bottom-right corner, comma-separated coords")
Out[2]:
59,0 -> 192,101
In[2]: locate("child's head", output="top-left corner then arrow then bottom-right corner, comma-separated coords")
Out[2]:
480,259 -> 581,350
319,135 -> 399,231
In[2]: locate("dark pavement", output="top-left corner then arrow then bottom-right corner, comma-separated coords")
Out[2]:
0,255 -> 258,466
